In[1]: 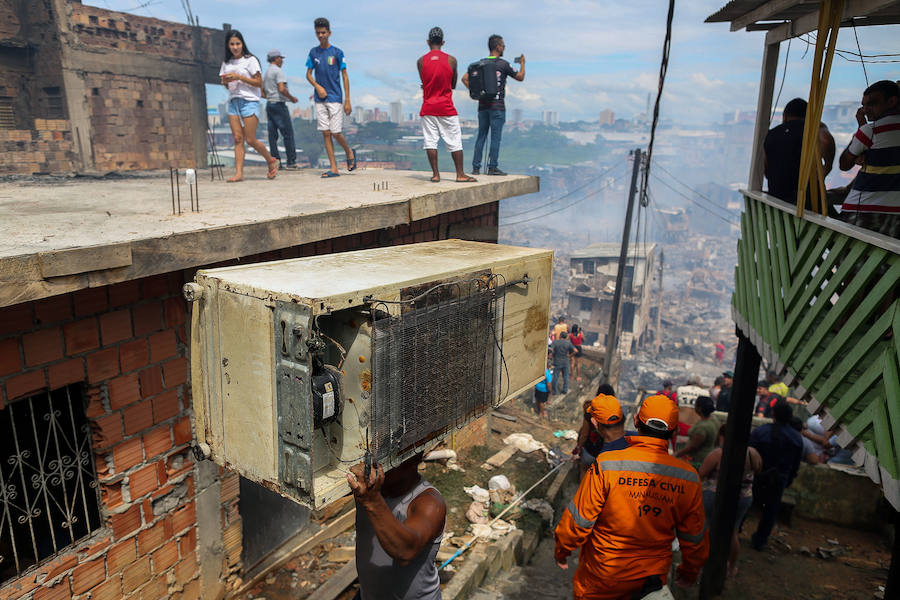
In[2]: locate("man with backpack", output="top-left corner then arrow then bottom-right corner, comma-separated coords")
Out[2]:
461,34 -> 525,176
748,401 -> 803,551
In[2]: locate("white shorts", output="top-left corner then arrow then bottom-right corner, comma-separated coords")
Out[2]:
315,102 -> 344,133
421,115 -> 462,153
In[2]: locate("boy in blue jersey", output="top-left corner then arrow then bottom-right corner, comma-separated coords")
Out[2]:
306,17 -> 357,178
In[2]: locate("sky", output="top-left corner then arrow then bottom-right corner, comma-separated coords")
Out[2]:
90,0 -> 898,126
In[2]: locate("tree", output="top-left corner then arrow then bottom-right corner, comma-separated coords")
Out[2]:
357,122 -> 403,144
293,119 -> 324,167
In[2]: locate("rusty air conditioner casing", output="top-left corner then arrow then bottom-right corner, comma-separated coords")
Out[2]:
186,240 -> 553,509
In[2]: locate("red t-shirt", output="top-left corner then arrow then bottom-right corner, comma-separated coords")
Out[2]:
419,49 -> 457,117
570,332 -> 584,347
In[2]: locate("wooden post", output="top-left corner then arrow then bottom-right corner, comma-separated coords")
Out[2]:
748,40 -> 781,191
654,249 -> 664,355
699,331 -> 761,599
887,510 -> 899,599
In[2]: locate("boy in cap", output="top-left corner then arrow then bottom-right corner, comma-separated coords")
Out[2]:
555,394 -> 709,598
263,49 -> 299,169
586,393 -> 629,454
417,27 -> 477,183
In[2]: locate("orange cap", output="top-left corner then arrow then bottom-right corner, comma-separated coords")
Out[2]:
635,394 -> 679,432
588,394 -> 624,426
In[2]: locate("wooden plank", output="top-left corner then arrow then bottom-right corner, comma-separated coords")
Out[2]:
810,309 -> 893,395
544,461 -> 573,502
880,346 -> 900,478
482,445 -> 518,469
234,508 -> 357,597
872,394 -> 897,478
748,41 -> 780,191
751,199 -> 777,345
307,560 -> 358,600
39,243 -> 132,277
828,354 -> 883,420
765,0 -> 900,44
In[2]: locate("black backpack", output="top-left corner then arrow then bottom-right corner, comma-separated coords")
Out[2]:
467,59 -> 498,101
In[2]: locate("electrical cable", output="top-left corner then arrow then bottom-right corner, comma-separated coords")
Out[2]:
652,163 -> 739,223
638,0 -> 675,208
501,159 -> 627,219
500,169 -> 629,226
851,18 -> 869,86
770,36 -> 792,125
650,173 -> 739,226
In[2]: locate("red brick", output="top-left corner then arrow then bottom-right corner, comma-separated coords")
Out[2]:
107,538 -> 137,573
43,554 -> 78,582
100,309 -> 132,346
111,505 -> 142,540
163,297 -> 187,328
112,437 -> 143,471
63,318 -> 100,355
173,552 -> 196,586
33,581 -> 71,600
139,366 -> 163,398
85,387 -> 105,418
109,280 -> 140,307
102,481 -> 123,508
48,358 -> 84,390
86,347 -> 119,383
171,501 -> 195,534
88,577 -> 122,600
22,327 -> 63,367
129,462 -> 159,499
148,330 -> 176,363
108,372 -> 140,409
143,424 -> 172,458
178,528 -> 197,557
137,517 -> 167,555
182,578 -> 200,599
5,370 -> 46,401
138,576 -> 167,600
132,302 -> 162,336
141,275 -> 170,299
172,417 -> 192,446
122,556 -> 151,593
162,357 -> 187,389
73,287 -> 108,317
92,412 -> 123,448
34,295 -> 73,325
152,390 -> 179,423
71,556 -> 105,594
123,399 -> 154,436
0,303 -> 33,335
120,339 -> 149,372
0,338 -> 21,376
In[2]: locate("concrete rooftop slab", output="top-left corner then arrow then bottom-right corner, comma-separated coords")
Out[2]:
0,167 -> 538,308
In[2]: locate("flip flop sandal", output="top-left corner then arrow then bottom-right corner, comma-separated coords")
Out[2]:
455,176 -> 477,183
321,170 -> 340,178
347,152 -> 358,171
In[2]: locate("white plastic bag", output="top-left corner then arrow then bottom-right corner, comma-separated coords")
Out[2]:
488,474 -> 511,491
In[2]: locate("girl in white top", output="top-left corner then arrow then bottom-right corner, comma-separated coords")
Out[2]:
219,30 -> 277,182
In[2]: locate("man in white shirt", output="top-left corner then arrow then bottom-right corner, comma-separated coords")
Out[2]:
263,49 -> 299,169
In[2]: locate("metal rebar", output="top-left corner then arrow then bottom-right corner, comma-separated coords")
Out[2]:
170,168 -> 176,215
175,168 -> 182,214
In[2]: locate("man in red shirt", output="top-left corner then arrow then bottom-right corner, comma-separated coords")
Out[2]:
417,27 -> 477,184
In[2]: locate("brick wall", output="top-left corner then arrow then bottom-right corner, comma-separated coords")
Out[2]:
0,121 -> 78,175
85,74 -> 195,171
0,201 -> 497,600
68,3 -> 220,63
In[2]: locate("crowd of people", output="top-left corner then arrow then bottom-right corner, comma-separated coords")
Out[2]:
218,20 -> 525,183
763,79 -> 900,238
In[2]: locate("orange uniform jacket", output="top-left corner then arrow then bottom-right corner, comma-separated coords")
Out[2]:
555,436 -> 709,598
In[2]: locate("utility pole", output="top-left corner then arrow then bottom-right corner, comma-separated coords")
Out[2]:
655,249 -> 664,355
603,148 -> 642,382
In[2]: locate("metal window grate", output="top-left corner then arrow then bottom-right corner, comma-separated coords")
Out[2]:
0,386 -> 102,583
370,276 -> 507,461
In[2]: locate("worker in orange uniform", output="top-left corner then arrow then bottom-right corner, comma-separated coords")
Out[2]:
555,394 -> 709,599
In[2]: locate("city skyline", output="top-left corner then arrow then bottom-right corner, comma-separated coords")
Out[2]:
91,0 -> 898,127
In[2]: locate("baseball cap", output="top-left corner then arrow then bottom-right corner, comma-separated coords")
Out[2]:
267,49 -> 285,61
635,394 -> 679,432
428,26 -> 443,42
722,370 -> 734,378
588,394 -> 623,426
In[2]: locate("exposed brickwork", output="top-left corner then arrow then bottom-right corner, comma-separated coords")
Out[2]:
0,126 -> 78,176
0,201 -> 498,598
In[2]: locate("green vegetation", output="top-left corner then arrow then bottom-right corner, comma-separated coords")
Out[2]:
292,119 -> 324,167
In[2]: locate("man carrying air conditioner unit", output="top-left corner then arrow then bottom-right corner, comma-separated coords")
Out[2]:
348,454 -> 447,600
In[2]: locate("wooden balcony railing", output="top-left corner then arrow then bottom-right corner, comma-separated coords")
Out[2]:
733,190 -> 900,509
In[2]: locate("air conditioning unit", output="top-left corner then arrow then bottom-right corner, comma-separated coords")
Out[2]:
186,240 -> 553,508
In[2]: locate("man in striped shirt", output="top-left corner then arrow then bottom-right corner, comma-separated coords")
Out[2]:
839,80 -> 900,238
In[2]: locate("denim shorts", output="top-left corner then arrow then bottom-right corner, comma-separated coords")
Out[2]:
227,98 -> 260,118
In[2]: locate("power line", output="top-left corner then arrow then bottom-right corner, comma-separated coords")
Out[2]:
500,169 -> 629,227
650,173 -> 739,226
501,159 -> 627,219
850,18 -> 869,86
652,162 -> 738,222
770,36 -> 792,125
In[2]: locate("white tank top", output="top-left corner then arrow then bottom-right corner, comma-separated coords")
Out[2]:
355,477 -> 443,600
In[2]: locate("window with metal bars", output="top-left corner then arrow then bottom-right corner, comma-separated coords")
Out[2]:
0,98 -> 14,130
0,385 -> 102,584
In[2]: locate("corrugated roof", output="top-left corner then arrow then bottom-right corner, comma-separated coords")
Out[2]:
706,0 -> 767,23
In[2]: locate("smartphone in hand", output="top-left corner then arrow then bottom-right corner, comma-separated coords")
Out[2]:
514,56 -> 522,64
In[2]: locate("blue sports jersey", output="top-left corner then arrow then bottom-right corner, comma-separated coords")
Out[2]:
306,45 -> 346,103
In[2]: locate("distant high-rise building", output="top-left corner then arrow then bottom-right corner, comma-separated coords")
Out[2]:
363,109 -> 374,123
512,108 -> 523,124
598,109 -> 615,126
355,106 -> 364,123
390,101 -> 402,123
541,110 -> 559,126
